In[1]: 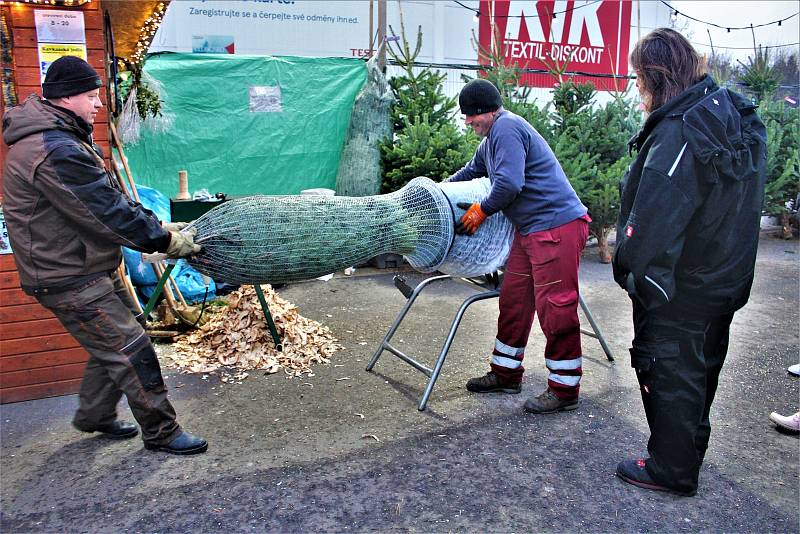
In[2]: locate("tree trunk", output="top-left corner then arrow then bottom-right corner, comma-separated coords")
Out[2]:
780,212 -> 793,240
597,229 -> 612,264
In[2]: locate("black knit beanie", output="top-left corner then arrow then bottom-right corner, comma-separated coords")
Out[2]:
459,79 -> 502,115
42,56 -> 102,99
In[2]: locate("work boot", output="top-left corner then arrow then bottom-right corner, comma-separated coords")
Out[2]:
466,371 -> 521,394
74,420 -> 139,440
616,458 -> 696,497
769,411 -> 800,433
523,388 -> 578,413
145,431 -> 208,455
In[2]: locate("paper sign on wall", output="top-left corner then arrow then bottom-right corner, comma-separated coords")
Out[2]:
34,10 -> 86,43
0,208 -> 12,255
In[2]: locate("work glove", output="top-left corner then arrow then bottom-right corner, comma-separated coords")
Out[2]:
165,228 -> 202,259
162,221 -> 190,232
454,202 -> 487,235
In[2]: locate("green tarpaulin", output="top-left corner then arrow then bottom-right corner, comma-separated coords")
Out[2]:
124,53 -> 366,197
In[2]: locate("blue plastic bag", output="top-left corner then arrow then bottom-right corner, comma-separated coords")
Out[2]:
138,260 -> 216,304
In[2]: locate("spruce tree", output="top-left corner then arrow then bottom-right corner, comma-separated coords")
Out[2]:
380,24 -> 477,192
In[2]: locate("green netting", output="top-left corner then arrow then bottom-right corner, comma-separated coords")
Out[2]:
185,176 -> 513,285
187,177 -> 453,285
122,53 -> 367,197
334,55 -> 393,197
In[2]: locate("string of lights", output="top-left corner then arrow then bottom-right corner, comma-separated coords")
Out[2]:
0,0 -> 90,5
453,0 -> 602,20
387,59 -> 636,80
662,0 -> 798,31
692,41 -> 800,51
130,1 -> 168,65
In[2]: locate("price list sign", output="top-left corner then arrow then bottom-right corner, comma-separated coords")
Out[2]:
34,10 -> 87,82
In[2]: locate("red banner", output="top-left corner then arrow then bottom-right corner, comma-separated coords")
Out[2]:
478,0 -> 633,91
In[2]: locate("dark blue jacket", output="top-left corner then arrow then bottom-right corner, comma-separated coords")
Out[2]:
613,75 -> 767,316
447,110 -> 586,234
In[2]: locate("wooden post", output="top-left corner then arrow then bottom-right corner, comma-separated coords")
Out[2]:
108,121 -> 186,309
369,0 -> 375,54
377,0 -> 387,70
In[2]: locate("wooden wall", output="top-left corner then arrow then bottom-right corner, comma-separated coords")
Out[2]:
1,0 -> 109,403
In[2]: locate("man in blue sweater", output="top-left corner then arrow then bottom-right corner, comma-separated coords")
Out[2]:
447,79 -> 590,413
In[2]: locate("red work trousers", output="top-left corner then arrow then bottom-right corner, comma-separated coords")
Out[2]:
490,216 -> 589,399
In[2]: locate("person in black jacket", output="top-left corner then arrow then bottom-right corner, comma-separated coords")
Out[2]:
612,29 -> 767,496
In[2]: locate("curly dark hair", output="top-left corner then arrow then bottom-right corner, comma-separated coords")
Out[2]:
630,28 -> 706,112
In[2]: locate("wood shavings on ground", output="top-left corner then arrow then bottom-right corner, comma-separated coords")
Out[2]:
168,285 -> 342,380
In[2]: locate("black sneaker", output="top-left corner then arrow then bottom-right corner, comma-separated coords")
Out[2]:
615,458 -> 696,497
466,371 -> 521,394
74,420 -> 139,440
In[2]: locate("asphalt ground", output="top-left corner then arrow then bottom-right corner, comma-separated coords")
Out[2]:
1,232 -> 798,533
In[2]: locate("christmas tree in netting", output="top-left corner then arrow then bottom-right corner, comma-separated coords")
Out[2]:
335,55 -> 394,197
186,177 -> 512,285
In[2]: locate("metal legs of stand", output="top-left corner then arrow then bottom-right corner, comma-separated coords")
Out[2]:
579,294 -> 614,362
367,273 -> 614,411
253,285 -> 283,352
366,274 -> 500,411
142,270 -> 282,351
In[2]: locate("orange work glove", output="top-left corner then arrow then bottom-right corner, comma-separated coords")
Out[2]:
455,202 -> 487,235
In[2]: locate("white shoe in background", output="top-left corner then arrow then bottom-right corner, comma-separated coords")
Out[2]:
769,411 -> 800,432
787,364 -> 800,377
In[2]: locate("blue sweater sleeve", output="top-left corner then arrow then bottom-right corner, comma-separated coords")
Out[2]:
479,123 -> 526,216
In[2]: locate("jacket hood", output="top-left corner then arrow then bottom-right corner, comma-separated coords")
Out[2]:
682,86 -> 763,182
2,93 -> 92,146
629,75 -> 764,183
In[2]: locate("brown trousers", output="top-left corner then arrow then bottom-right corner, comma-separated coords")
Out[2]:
37,271 -> 181,446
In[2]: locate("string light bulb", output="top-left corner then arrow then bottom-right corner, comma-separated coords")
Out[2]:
4,0 -> 90,4
473,11 -> 479,22
131,1 -> 169,65
671,10 -> 678,22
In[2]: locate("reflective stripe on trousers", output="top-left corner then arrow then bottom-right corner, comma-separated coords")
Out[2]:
491,216 -> 588,398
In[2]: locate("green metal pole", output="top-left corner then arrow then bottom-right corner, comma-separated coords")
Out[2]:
253,285 -> 283,351
141,263 -> 176,319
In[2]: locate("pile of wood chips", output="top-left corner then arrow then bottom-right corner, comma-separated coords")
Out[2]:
169,285 -> 342,381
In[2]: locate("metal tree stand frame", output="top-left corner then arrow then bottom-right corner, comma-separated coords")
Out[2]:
366,272 -> 614,411
142,264 -> 283,351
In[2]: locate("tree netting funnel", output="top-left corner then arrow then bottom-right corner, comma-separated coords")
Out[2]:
437,178 -> 513,277
187,177 -> 453,285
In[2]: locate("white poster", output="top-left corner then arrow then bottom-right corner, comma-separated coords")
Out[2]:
34,10 -> 86,44
152,1 -> 371,58
0,208 -> 12,255
150,0 -> 479,63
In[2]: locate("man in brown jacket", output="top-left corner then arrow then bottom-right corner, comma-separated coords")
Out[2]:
2,56 -> 207,455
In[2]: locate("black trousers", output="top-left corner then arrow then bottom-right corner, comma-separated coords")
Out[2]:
630,299 -> 734,494
37,271 -> 181,446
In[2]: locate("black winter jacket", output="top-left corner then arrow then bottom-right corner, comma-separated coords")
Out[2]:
613,75 -> 767,316
2,94 -> 171,294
